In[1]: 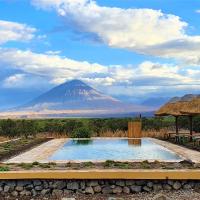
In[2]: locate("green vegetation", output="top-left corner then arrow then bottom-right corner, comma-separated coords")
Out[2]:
82,161 -> 95,168
0,166 -> 9,171
140,160 -> 151,169
0,116 -> 200,139
1,160 -> 200,171
17,163 -> 34,170
71,127 -> 93,138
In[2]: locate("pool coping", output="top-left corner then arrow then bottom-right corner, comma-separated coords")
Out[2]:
1,169 -> 200,180
4,137 -> 200,163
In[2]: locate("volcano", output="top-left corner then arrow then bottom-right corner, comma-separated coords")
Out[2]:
4,80 -> 152,118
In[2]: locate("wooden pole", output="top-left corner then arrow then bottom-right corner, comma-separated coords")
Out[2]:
175,116 -> 179,135
189,115 -> 193,141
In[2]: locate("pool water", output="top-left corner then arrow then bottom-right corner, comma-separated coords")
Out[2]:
49,138 -> 181,161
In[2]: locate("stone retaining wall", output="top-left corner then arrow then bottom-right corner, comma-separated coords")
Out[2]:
0,179 -> 199,198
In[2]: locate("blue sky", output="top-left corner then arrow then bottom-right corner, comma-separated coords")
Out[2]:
1,0 -> 200,109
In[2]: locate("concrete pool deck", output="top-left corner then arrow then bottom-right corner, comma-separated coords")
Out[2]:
4,137 -> 200,163
5,138 -> 67,163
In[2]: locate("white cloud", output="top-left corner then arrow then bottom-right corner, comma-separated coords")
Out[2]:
3,74 -> 26,88
32,0 -> 200,65
196,10 -> 200,13
0,48 -> 109,85
1,48 -> 200,98
0,20 -> 36,44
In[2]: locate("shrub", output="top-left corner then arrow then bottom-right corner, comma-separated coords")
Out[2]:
71,127 -> 92,138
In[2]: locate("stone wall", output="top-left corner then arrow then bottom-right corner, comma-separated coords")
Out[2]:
0,179 -> 199,198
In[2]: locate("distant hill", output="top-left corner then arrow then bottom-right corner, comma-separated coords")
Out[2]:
168,94 -> 199,103
4,80 -> 153,118
141,97 -> 170,108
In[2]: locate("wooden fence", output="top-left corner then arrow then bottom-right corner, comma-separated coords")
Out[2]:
128,121 -> 142,138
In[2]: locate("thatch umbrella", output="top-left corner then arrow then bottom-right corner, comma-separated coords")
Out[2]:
181,97 -> 200,115
155,101 -> 188,134
181,97 -> 200,136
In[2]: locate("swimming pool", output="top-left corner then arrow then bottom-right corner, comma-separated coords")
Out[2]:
49,138 -> 182,161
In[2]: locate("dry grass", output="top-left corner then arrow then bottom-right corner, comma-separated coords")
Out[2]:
37,132 -> 68,139
0,136 -> 11,143
36,129 -> 167,139
142,129 -> 167,139
100,129 -> 166,139
99,130 -> 127,137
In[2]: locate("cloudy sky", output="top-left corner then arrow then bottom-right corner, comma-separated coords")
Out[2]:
1,0 -> 200,109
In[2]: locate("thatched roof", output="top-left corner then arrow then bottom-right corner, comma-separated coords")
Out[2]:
181,97 -> 200,115
155,101 -> 189,117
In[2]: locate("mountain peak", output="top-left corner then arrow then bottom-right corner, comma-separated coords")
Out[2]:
63,79 -> 86,86
22,79 -> 120,110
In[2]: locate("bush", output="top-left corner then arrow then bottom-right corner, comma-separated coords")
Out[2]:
71,127 -> 92,138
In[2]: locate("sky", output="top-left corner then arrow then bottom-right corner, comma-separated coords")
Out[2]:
1,0 -> 200,109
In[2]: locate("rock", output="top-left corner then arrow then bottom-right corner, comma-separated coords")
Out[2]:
125,180 -> 135,186
31,189 -> 37,196
25,191 -> 32,196
167,180 -> 174,186
99,180 -> 104,185
108,198 -> 125,200
123,186 -> 130,194
15,186 -> 23,192
102,186 -> 112,194
26,184 -> 34,190
62,198 -> 76,200
87,181 -> 99,187
63,189 -> 73,195
173,181 -> 182,190
147,182 -> 153,188
135,180 -> 146,186
33,180 -> 42,186
20,190 -> 30,196
93,185 -> 102,193
188,181 -> 194,187
4,185 -> 10,192
110,185 -> 115,189
35,185 -> 43,191
0,186 -> 3,192
11,191 -> 18,197
143,186 -> 152,192
43,181 -> 49,189
183,184 -> 192,189
116,180 -> 125,187
85,186 -> 94,194
7,181 -> 16,188
17,181 -> 31,187
163,184 -> 172,190
153,184 -> 163,191
53,181 -> 67,190
41,189 -> 50,196
130,185 -> 142,193
52,189 -> 63,197
113,186 -> 122,194
80,181 -> 86,189
153,194 -> 168,200
67,182 -> 79,190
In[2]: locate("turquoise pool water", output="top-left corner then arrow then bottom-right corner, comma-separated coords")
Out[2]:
49,138 -> 181,161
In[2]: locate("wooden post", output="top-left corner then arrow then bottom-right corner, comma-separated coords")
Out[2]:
189,115 -> 193,141
128,121 -> 142,138
175,116 -> 179,135
128,139 -> 141,146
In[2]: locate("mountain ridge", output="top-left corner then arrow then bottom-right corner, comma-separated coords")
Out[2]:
17,79 -> 151,114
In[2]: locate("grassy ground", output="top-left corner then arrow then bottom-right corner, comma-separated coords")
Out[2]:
0,160 -> 199,171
